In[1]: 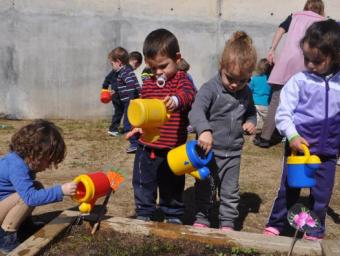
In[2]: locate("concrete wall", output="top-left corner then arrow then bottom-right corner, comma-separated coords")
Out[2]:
0,0 -> 339,119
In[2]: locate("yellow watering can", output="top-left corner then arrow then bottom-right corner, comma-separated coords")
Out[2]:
287,144 -> 321,188
128,99 -> 170,142
167,140 -> 213,180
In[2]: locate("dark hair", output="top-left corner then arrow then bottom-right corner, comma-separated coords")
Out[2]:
143,28 -> 180,60
10,119 -> 66,170
221,31 -> 257,77
129,51 -> 143,65
255,58 -> 272,76
300,19 -> 340,70
108,47 -> 129,65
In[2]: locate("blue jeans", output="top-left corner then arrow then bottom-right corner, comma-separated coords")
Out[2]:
132,145 -> 185,218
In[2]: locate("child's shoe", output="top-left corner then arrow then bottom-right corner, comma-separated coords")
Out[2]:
337,157 -> 340,166
193,222 -> 209,228
164,217 -> 182,225
263,226 -> 280,236
220,226 -> 234,232
303,234 -> 323,241
107,130 -> 120,137
136,216 -> 151,222
0,228 -> 19,254
253,137 -> 271,148
126,145 -> 137,153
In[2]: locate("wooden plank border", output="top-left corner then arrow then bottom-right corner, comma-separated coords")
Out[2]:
103,217 -> 322,256
8,210 -> 79,256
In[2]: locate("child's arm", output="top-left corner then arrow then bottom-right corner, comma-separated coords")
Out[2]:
61,182 -> 77,196
189,84 -> 214,152
275,75 -> 307,152
9,167 -> 65,206
171,72 -> 196,111
243,87 -> 257,134
121,68 -> 141,99
102,70 -> 116,90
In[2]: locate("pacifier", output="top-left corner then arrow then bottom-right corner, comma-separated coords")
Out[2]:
156,74 -> 167,87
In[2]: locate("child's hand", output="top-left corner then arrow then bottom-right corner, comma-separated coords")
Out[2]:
198,130 -> 213,154
163,96 -> 177,112
243,122 -> 256,135
61,182 -> 77,196
289,136 -> 309,153
126,128 -> 142,139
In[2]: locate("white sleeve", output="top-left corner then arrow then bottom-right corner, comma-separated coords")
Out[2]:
275,75 -> 300,140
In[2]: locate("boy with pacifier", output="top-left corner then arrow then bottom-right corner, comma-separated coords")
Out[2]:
264,20 -> 340,240
126,28 -> 196,224
0,120 -> 77,253
189,31 -> 257,231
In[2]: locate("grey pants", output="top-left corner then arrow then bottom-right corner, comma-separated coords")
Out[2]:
194,155 -> 241,228
260,84 -> 283,140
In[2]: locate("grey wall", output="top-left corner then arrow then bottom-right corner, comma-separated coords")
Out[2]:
0,0 -> 339,119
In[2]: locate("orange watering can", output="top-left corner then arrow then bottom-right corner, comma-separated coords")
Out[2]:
127,99 -> 170,142
100,89 -> 112,103
72,171 -> 124,213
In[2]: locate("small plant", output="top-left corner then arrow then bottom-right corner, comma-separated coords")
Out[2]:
287,203 -> 320,256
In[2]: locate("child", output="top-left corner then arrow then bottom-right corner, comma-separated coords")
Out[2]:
128,51 -> 143,70
189,31 -> 257,230
126,28 -> 196,223
110,47 -> 141,153
177,58 -> 197,92
104,49 -> 142,137
264,19 -> 340,240
248,58 -> 272,133
0,119 -> 77,253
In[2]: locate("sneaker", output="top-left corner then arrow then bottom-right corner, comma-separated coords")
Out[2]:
263,226 -> 280,236
0,229 -> 19,254
337,157 -> 340,166
220,226 -> 234,232
107,130 -> 120,136
126,146 -> 137,153
303,234 -> 323,241
193,222 -> 209,228
253,137 -> 271,148
165,218 -> 182,225
136,216 -> 151,222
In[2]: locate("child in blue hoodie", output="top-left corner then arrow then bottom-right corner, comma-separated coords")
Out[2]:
0,120 -> 77,253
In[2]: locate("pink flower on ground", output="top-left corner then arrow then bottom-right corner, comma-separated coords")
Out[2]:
293,211 -> 315,229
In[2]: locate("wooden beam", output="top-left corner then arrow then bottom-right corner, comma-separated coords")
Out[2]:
8,210 -> 79,256
103,217 -> 322,256
321,239 -> 340,256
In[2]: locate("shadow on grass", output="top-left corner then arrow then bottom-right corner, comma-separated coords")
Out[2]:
182,186 -> 262,230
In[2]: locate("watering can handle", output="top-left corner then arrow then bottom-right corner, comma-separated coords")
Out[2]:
291,144 -> 310,157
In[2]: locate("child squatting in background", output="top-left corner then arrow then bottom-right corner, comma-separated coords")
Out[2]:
249,58 -> 272,133
264,19 -> 340,240
127,28 -> 196,224
103,49 -> 142,137
189,31 -> 257,230
0,120 -> 77,253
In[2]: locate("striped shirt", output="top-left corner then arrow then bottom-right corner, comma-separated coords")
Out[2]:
116,65 -> 141,102
140,70 -> 196,149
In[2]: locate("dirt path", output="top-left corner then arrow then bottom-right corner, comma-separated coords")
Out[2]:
0,119 -> 339,239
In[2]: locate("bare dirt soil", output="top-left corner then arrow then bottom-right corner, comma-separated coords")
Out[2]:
0,119 -> 339,254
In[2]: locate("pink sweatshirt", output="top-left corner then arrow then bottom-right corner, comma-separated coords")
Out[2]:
268,11 -> 325,86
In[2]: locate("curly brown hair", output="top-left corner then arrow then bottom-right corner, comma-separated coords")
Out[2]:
221,31 -> 257,77
10,119 -> 66,171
